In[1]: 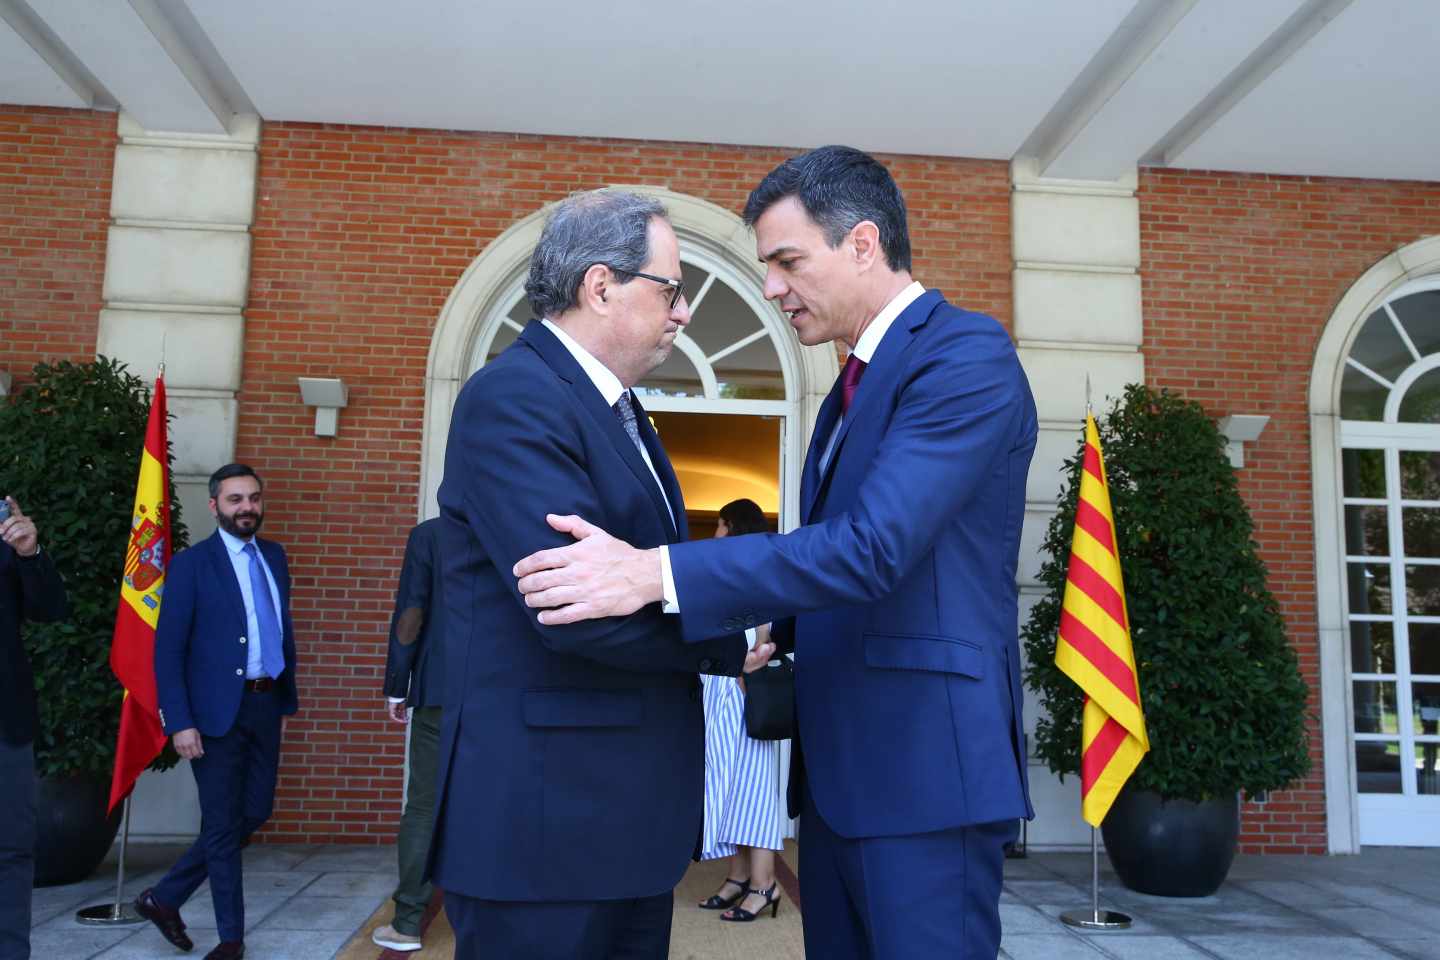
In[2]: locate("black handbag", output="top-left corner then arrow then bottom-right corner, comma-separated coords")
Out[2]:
743,655 -> 795,741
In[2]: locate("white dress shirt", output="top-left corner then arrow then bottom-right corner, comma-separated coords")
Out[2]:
216,527 -> 285,679
658,282 -> 927,613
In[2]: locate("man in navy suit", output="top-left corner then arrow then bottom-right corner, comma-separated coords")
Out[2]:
515,147 -> 1038,959
431,190 -> 771,960
136,464 -> 299,960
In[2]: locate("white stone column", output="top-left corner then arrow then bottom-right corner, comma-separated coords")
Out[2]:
1011,156 -> 1144,848
95,112 -> 259,839
96,112 -> 258,543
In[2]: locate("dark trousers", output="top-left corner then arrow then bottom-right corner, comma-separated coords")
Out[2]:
0,739 -> 35,960
391,705 -> 441,935
799,787 -> 1014,960
445,890 -> 673,960
152,690 -> 282,942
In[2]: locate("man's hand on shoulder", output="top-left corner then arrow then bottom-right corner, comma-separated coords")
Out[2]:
172,728 -> 203,760
513,514 -> 663,625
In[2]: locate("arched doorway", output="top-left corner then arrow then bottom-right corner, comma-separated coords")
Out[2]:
421,188 -> 838,527
1312,237 -> 1440,850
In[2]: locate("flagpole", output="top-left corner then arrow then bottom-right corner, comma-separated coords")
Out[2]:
1060,827 -> 1132,930
75,796 -> 143,925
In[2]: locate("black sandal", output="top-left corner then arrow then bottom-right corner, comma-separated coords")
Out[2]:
719,881 -> 781,922
698,877 -> 749,910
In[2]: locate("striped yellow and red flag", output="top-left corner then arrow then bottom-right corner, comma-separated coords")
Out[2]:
107,373 -> 173,814
1054,413 -> 1149,827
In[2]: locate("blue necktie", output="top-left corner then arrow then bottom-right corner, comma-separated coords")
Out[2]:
243,542 -> 285,679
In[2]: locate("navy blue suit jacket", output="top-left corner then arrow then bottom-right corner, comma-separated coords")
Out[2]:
431,321 -> 746,903
154,531 -> 299,736
383,518 -> 446,708
670,290 -> 1038,838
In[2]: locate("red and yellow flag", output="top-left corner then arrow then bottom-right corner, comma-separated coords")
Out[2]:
1054,413 -> 1148,826
107,374 -> 172,814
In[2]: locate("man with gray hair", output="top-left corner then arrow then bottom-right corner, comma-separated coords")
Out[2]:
427,190 -> 770,959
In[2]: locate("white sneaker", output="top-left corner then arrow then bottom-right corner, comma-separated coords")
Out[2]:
372,923 -> 423,952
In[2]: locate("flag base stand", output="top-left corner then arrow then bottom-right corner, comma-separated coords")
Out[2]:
1059,826 -> 1133,931
76,796 -> 145,926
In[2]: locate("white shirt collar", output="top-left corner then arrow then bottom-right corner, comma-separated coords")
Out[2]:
851,281 -> 926,364
542,318 -> 626,406
217,526 -> 255,555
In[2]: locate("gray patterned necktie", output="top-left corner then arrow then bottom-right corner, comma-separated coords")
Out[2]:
613,395 -> 646,458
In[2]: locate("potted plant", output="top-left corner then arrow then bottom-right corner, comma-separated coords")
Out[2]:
1022,383 -> 1310,896
0,357 -> 187,885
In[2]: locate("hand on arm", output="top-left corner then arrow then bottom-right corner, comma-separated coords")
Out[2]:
512,514 -> 664,625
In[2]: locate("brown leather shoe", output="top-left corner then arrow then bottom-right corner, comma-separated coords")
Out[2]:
203,942 -> 244,960
134,888 -> 193,951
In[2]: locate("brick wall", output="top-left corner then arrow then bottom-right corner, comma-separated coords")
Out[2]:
1140,168 -> 1440,853
0,105 -> 114,377
241,123 -> 1013,842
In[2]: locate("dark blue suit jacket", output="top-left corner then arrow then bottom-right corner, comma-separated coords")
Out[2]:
670,290 -> 1038,838
154,531 -> 299,736
431,321 -> 746,902
383,518 -> 446,708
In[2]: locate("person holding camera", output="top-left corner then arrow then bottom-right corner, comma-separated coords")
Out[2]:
0,497 -> 70,960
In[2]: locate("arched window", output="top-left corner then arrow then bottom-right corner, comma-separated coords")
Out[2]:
1338,278 -> 1440,842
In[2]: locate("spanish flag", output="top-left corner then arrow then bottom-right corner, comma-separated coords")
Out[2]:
107,374 -> 173,814
1054,413 -> 1149,826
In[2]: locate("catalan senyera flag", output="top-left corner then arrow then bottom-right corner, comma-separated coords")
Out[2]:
107,374 -> 172,814
1054,413 -> 1149,827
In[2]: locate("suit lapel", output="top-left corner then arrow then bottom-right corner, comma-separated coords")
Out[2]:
632,395 -> 684,542
207,532 -> 248,628
520,322 -> 680,539
802,381 -> 843,524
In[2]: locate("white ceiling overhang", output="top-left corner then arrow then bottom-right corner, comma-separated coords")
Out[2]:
0,0 -> 1435,183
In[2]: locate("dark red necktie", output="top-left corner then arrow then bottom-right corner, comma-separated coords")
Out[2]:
841,354 -> 867,414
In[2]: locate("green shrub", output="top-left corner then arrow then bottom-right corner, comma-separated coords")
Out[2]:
1021,383 -> 1311,801
0,357 -> 188,780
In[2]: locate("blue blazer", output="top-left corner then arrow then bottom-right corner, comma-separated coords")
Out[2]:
154,531 -> 299,736
431,321 -> 746,902
670,290 -> 1038,838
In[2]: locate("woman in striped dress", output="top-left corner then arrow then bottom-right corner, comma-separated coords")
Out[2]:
697,499 -> 785,922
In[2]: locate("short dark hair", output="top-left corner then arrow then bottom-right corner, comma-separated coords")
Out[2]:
742,145 -> 911,273
719,498 -> 769,537
209,463 -> 262,499
524,190 -> 669,319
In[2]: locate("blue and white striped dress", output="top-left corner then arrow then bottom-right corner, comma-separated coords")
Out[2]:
700,628 -> 784,859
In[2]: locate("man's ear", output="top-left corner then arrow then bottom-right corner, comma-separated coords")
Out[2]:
580,263 -> 612,312
849,220 -> 882,271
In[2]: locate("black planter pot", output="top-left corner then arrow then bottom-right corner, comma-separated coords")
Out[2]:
1100,784 -> 1239,897
33,776 -> 122,887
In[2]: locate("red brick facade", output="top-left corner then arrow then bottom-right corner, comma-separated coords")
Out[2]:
0,106 -> 114,377
1140,168 -> 1440,852
9,105 -> 1440,853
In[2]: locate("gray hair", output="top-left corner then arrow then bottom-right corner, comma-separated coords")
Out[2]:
524,190 -> 668,319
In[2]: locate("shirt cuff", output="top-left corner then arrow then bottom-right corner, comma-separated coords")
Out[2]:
387,696 -> 406,704
659,545 -> 680,614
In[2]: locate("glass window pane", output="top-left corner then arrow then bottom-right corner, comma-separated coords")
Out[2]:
1403,507 -> 1440,558
1415,682 -> 1440,731
1350,620 -> 1395,674
485,319 -> 521,363
1341,363 -> 1387,421
1391,290 -> 1440,358
683,269 -> 760,359
1399,368 -> 1440,423
1348,308 -> 1413,383
635,341 -> 704,398
1344,505 -> 1389,556
1356,742 -> 1403,794
1354,680 -> 1399,734
1400,451 -> 1440,500
1412,623 -> 1440,679
1407,566 -> 1440,617
1347,563 -> 1391,615
716,335 -> 785,400
1342,448 -> 1386,499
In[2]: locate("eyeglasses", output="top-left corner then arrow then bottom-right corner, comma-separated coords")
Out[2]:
610,268 -> 685,310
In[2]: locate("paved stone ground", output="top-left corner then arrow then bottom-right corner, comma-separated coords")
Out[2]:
27,843 -> 1440,958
